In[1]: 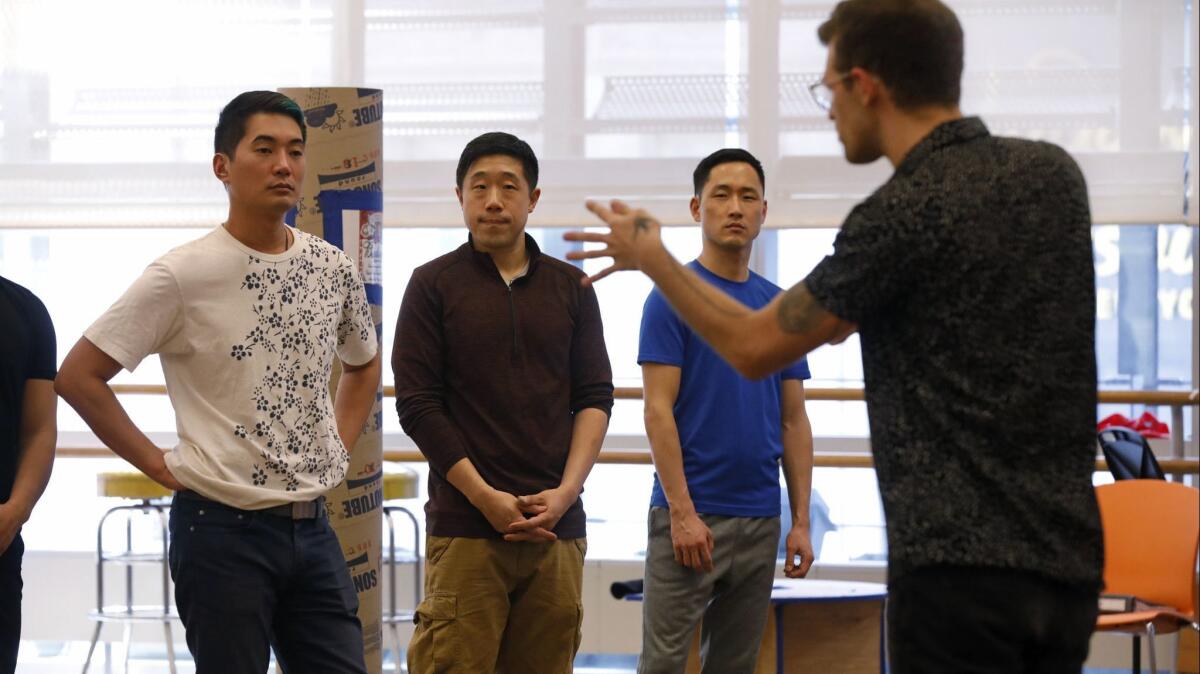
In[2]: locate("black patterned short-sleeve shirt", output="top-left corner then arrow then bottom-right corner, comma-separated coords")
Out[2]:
804,117 -> 1103,589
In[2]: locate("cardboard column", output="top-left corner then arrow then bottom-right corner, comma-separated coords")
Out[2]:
280,86 -> 385,673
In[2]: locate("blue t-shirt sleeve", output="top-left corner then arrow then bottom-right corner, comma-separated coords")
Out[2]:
25,291 -> 57,381
638,289 -> 686,367
781,356 -> 810,381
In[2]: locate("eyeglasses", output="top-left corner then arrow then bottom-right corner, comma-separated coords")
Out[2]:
808,72 -> 852,111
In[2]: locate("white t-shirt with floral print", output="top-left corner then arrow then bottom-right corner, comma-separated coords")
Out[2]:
86,226 -> 378,509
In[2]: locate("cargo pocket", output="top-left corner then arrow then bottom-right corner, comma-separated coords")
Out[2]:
410,591 -> 458,671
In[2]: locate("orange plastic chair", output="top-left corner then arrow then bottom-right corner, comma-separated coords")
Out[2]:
1095,480 -> 1200,674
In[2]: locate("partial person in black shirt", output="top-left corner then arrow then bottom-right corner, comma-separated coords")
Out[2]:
567,1 -> 1102,672
0,275 -> 57,674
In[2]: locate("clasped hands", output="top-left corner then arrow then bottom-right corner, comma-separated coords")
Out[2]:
476,485 -> 578,543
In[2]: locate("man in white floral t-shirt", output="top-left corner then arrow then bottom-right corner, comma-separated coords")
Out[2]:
57,91 -> 381,674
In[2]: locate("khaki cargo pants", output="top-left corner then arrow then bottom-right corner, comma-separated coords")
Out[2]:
407,536 -> 586,674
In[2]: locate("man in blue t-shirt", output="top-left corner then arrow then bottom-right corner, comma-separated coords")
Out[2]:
636,149 -> 813,674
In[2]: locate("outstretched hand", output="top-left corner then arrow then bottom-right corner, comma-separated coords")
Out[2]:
564,200 -> 663,285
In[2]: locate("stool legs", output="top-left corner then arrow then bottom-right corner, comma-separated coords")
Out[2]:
163,622 -> 177,674
1146,622 -> 1157,674
83,502 -> 177,673
81,622 -> 103,673
120,624 -> 131,674
383,505 -> 421,670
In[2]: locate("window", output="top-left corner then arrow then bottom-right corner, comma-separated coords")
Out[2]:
365,0 -> 545,162
1,1 -> 1194,562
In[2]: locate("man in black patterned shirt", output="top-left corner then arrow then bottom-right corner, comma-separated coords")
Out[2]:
568,1 -> 1103,671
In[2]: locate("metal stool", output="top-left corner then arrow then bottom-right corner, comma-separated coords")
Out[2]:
381,467 -> 421,667
82,471 -> 177,674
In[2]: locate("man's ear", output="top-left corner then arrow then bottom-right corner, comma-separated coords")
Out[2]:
689,195 -> 702,222
850,67 -> 881,107
527,187 -> 541,212
213,153 -> 231,183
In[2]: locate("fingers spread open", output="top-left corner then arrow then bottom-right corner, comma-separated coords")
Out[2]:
585,200 -> 613,220
565,246 -> 614,261
585,265 -> 620,285
563,231 -> 608,244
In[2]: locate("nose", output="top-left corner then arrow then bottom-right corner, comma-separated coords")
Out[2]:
484,186 -> 503,211
273,150 -> 293,176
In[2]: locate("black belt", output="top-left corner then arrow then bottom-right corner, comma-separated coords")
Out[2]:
176,490 -> 325,520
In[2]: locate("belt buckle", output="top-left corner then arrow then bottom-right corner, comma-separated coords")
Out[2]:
291,496 -> 324,519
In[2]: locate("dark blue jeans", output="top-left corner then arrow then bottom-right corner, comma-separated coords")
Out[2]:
0,533 -> 22,674
887,565 -> 1099,674
168,494 -> 368,674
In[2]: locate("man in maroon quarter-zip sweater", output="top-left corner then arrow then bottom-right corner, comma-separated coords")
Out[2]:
393,132 -> 614,674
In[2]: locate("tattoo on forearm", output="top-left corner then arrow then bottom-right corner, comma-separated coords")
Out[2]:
633,216 -> 651,238
777,283 -> 824,334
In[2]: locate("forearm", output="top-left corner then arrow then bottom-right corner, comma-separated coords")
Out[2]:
558,407 -> 609,496
58,377 -> 170,480
781,416 -> 814,526
334,354 -> 381,452
394,365 -> 471,476
573,201 -> 847,377
8,427 -> 55,522
398,399 -> 472,477
644,407 -> 695,514
445,456 -> 493,506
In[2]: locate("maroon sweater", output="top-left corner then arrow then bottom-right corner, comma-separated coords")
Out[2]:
392,235 -> 614,539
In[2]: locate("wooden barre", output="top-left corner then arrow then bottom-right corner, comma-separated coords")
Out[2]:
53,446 -> 1200,474
108,384 -> 1200,406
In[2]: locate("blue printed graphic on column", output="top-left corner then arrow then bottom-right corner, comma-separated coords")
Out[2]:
303,102 -> 345,133
346,550 -> 379,593
340,468 -> 384,521
317,189 -> 382,289
319,162 -> 376,186
351,99 -> 383,128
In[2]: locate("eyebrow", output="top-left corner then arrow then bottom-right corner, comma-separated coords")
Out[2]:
710,183 -> 761,194
251,134 -> 305,146
469,170 -> 522,182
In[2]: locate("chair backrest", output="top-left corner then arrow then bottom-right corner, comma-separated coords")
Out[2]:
1096,480 -> 1200,616
1097,428 -> 1165,480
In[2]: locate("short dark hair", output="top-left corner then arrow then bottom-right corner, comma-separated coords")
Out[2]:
693,148 -> 765,197
214,91 -> 306,158
455,132 -> 539,193
817,0 -> 963,109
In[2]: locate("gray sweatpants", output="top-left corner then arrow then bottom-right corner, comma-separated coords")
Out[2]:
638,507 -> 781,674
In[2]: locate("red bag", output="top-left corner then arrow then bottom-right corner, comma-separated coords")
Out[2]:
1133,411 -> 1170,439
1097,413 -> 1135,431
